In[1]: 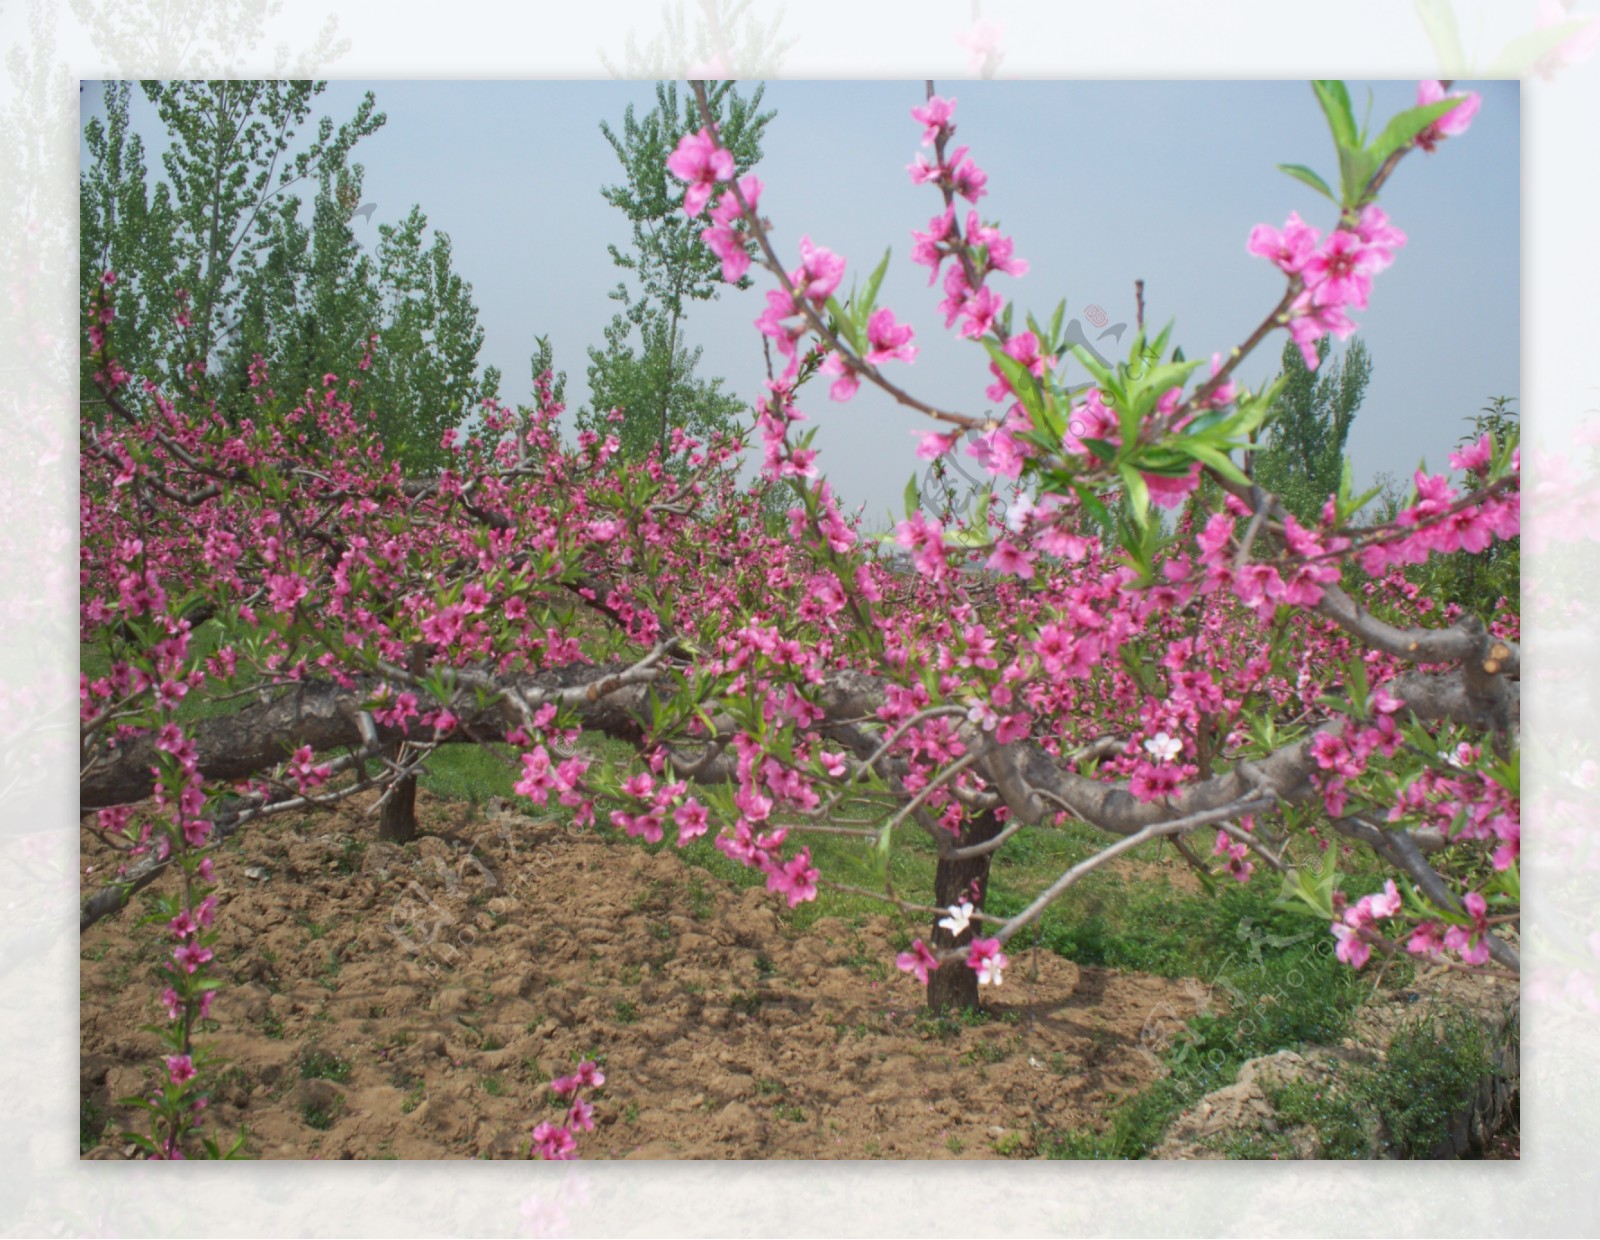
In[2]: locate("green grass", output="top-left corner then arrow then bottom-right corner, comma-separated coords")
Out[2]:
300,1097 -> 343,1131
299,1049 -> 352,1084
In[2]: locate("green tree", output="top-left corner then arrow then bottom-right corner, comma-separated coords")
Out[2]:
362,207 -> 502,471
81,81 -> 499,473
80,81 -> 381,409
579,80 -> 773,461
1252,336 -> 1372,523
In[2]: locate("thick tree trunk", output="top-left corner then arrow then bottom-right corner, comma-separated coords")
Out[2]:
926,807 -> 1005,1013
378,741 -> 418,843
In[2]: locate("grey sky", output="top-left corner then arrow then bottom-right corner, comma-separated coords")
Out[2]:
83,79 -> 1519,526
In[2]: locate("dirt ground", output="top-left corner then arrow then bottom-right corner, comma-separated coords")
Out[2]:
80,791 -> 1214,1160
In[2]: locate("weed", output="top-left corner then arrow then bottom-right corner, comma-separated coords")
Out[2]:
774,1102 -> 806,1123
301,1096 -> 343,1131
613,999 -> 639,1025
300,1049 -> 352,1083
333,837 -> 367,874
1266,1075 -> 1372,1158
1367,1010 -> 1492,1157
622,1102 -> 640,1125
755,1079 -> 785,1097
960,1040 -> 1008,1067
260,1010 -> 286,1040
400,1082 -> 425,1114
686,876 -> 715,921
80,1097 -> 106,1154
992,1131 -> 1027,1157
481,1074 -> 507,1097
946,1134 -> 965,1154
729,991 -> 762,1017
754,954 -> 777,979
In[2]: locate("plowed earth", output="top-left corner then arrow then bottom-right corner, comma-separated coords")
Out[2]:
80,791 -> 1212,1160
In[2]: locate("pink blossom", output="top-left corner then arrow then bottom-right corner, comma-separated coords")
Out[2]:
793,236 -> 846,304
530,1121 -> 578,1160
173,942 -> 213,974
966,936 -> 1009,985
666,127 -> 735,217
1414,81 -> 1481,152
674,799 -> 710,846
551,1061 -> 605,1096
767,848 -> 820,907
1247,212 -> 1320,275
864,308 -> 916,365
955,18 -> 1006,74
1332,921 -> 1372,968
896,939 -> 941,984
910,95 -> 956,144
165,1054 -> 197,1085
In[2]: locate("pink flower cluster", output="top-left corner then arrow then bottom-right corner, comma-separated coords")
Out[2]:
1330,879 -> 1403,968
1248,204 -> 1406,370
894,935 -> 1009,986
1356,467 -> 1520,576
531,1059 -> 605,1160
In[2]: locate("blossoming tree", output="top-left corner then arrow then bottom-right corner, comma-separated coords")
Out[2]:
80,79 -> 1518,1151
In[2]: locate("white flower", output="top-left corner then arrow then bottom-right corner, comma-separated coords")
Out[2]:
1004,492 -> 1038,534
1143,732 -> 1182,763
938,901 -> 974,937
965,700 -> 998,732
977,954 -> 1005,986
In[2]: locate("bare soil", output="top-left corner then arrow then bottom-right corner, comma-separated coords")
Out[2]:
80,791 -> 1213,1160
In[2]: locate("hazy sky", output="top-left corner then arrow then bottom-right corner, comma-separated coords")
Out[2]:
82,79 -> 1519,525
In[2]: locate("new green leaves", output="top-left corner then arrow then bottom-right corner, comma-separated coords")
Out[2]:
1286,80 -> 1466,210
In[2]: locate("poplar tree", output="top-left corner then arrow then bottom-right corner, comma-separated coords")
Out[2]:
580,80 -> 773,461
1252,336 -> 1372,523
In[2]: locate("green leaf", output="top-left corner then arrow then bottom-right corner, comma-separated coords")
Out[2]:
903,473 -> 920,519
1367,98 -> 1466,165
1488,20 -> 1595,76
1311,80 -> 1358,151
859,248 -> 891,318
1179,439 -> 1251,486
1117,464 -> 1151,529
824,294 -> 861,354
1067,341 -> 1117,393
1337,143 -> 1379,207
982,339 -> 1043,421
1277,162 -> 1337,201
1414,0 -> 1467,75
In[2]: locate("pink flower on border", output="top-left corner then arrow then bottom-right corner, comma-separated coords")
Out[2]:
1414,80 -> 1481,152
530,1121 -> 577,1160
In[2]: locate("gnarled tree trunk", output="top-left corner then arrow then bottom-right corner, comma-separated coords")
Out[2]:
926,807 -> 1005,1013
378,740 -> 418,844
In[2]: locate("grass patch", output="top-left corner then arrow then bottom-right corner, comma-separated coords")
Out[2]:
301,1097 -> 343,1131
1035,874 -> 1370,1159
299,1049 -> 352,1084
80,1097 -> 107,1154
